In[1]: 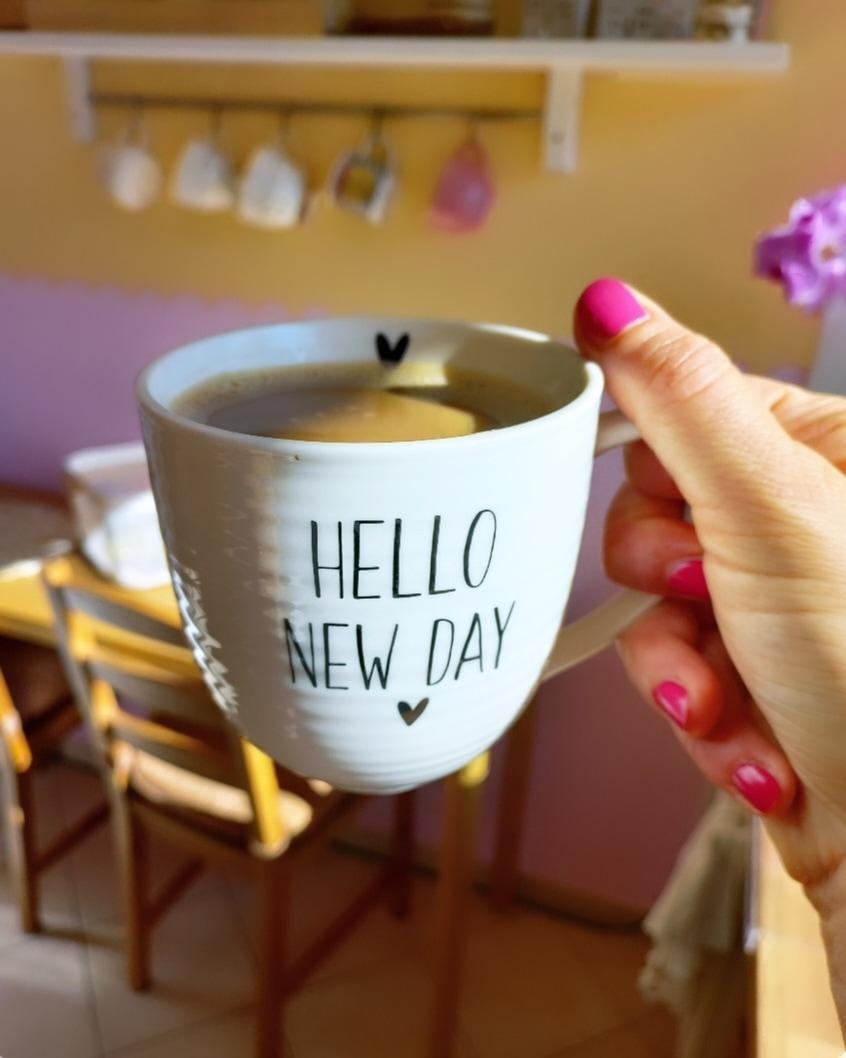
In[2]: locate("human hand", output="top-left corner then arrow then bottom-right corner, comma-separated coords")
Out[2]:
573,279 -> 846,906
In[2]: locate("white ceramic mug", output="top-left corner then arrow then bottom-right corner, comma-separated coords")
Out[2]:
170,134 -> 234,214
100,116 -> 161,213
137,319 -> 656,794
238,142 -> 306,230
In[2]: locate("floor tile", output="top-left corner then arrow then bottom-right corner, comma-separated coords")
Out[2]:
86,887 -> 257,1053
551,1009 -> 676,1057
0,931 -> 100,1058
102,1006 -> 259,1058
634,1007 -> 677,1053
407,873 -> 514,959
225,845 -> 424,988
457,907 -> 621,1058
58,766 -> 228,928
0,763 -> 83,944
0,863 -> 80,947
551,1022 -> 650,1057
287,954 -> 477,1058
564,924 -> 653,1024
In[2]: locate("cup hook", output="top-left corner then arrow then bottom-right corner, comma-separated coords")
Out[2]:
125,101 -> 144,144
370,108 -> 386,144
277,107 -> 292,148
209,104 -> 225,141
465,112 -> 482,147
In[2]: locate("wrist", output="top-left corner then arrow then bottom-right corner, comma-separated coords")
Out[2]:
806,858 -> 846,920
805,860 -> 846,1039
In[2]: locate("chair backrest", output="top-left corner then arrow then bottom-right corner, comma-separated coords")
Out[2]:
0,666 -> 31,774
42,556 -> 289,854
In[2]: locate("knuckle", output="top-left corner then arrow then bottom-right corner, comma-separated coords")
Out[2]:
601,526 -> 626,578
634,327 -> 731,408
602,522 -> 637,585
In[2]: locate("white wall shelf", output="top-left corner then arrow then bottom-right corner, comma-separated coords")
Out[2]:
0,33 -> 791,171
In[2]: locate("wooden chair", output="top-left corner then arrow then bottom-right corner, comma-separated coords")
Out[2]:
43,555 -> 415,1058
0,634 -> 108,932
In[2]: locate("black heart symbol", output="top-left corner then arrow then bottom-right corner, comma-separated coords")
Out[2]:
398,698 -> 429,726
376,332 -> 410,364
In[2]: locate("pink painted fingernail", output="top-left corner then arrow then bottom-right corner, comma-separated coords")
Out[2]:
652,681 -> 688,729
732,763 -> 782,814
575,278 -> 649,345
667,558 -> 709,600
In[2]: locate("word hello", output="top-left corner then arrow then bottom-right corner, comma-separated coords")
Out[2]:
310,511 -> 498,599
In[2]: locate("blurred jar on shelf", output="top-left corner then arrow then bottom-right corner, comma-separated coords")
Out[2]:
519,0 -> 591,37
344,0 -> 494,35
696,1 -> 754,42
591,0 -> 700,38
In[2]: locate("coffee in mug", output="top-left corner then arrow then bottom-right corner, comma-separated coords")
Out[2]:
173,361 -> 553,443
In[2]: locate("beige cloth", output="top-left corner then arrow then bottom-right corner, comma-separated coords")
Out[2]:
640,792 -> 750,1058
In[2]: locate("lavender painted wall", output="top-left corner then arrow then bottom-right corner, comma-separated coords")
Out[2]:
1,274 -> 709,908
0,275 -> 333,490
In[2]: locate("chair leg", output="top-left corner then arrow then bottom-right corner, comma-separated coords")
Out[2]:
113,799 -> 151,992
427,754 -> 488,1058
389,790 -> 415,919
7,768 -> 41,934
490,698 -> 538,913
256,857 -> 290,1058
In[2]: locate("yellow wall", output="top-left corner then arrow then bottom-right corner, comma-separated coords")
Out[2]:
0,3 -> 838,371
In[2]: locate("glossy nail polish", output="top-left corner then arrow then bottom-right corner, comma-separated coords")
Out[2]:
667,558 -> 709,600
575,278 -> 649,345
652,681 -> 688,729
732,763 -> 781,814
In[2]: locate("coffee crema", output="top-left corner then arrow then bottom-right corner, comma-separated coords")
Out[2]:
175,362 -> 553,443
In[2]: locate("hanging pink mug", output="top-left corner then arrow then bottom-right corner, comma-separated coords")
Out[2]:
430,138 -> 495,233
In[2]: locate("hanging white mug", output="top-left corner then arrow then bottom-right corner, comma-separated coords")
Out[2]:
171,113 -> 234,214
237,131 -> 306,230
99,111 -> 162,213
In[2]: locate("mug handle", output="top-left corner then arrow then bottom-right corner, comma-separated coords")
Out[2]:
542,410 -> 659,680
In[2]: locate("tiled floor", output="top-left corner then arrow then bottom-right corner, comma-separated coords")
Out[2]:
0,763 -> 675,1058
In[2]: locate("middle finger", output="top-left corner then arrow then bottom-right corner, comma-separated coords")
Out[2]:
604,483 -> 705,598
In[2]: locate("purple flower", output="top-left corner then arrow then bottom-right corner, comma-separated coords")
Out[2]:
754,185 -> 846,312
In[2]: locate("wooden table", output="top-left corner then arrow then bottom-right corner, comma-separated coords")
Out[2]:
0,552 -> 485,1058
751,826 -> 843,1057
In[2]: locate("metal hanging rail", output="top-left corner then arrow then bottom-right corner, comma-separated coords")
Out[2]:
89,93 -> 542,123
